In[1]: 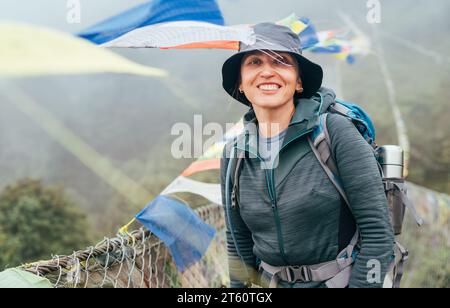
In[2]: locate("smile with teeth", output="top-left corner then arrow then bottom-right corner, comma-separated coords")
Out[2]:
258,84 -> 281,91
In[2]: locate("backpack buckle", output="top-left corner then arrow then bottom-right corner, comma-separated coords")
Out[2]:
285,266 -> 312,283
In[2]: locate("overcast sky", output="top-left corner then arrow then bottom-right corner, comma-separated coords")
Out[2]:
0,0 -> 370,32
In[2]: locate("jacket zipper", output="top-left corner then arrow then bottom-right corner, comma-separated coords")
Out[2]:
236,127 -> 314,264
269,128 -> 314,264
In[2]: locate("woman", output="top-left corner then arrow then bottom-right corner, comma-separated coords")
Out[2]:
220,23 -> 394,288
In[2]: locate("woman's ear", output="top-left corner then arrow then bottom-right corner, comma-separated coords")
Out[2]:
238,77 -> 244,93
296,78 -> 303,93
237,74 -> 243,93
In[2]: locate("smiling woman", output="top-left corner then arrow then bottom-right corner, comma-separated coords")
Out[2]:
220,22 -> 395,288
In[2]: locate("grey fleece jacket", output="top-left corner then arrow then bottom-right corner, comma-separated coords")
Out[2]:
220,88 -> 395,288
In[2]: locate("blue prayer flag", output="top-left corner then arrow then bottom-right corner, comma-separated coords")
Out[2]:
298,17 -> 320,49
135,195 -> 216,272
78,0 -> 225,44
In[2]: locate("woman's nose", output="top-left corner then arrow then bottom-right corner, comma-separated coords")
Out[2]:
259,65 -> 276,78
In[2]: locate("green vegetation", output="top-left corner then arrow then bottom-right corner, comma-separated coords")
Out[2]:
399,217 -> 450,288
0,178 -> 91,269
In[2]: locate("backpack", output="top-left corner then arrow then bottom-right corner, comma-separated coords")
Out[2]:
308,98 -> 423,287
226,97 -> 423,288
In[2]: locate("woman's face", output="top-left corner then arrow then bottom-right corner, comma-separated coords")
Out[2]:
239,50 -> 302,109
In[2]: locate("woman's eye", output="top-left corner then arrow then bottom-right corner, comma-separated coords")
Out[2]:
274,57 -> 289,65
248,58 -> 261,65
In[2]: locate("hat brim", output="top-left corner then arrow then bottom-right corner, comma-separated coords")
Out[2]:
222,50 -> 323,106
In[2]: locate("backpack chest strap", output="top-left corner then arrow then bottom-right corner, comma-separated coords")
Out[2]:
259,230 -> 359,288
260,257 -> 354,287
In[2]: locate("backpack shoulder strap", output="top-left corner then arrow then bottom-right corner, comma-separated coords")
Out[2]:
308,113 -> 350,207
330,99 -> 351,115
231,150 -> 245,209
309,113 -> 360,279
224,145 -> 253,286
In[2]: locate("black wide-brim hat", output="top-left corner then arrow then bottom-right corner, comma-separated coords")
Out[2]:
222,22 -> 323,106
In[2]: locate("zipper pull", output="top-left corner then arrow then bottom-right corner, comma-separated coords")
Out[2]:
231,186 -> 237,209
